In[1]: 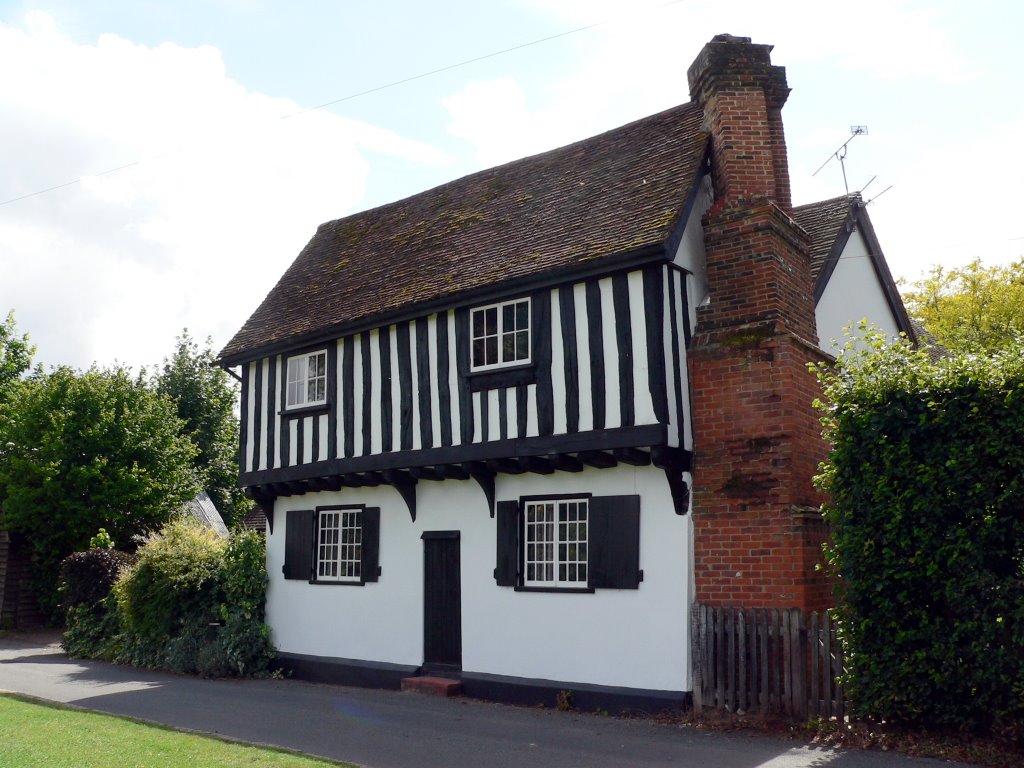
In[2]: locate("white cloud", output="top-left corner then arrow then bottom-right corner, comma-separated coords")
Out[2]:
442,78 -> 593,167
0,12 -> 450,371
445,0 -> 1006,285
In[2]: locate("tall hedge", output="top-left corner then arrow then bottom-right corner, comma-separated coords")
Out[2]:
815,331 -> 1024,736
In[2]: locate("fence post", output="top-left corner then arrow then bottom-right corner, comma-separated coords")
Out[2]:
793,609 -> 806,718
823,611 -> 833,719
691,602 -> 704,715
737,608 -> 747,713
810,611 -> 819,719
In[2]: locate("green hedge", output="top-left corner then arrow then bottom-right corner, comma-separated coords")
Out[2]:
63,518 -> 274,677
815,332 -> 1024,738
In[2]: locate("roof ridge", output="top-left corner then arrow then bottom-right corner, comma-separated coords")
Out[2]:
219,100 -> 709,363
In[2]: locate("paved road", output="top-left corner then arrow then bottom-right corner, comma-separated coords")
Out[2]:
0,634 -> 966,768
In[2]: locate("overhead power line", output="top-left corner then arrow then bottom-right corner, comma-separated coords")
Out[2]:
1,0 -> 688,209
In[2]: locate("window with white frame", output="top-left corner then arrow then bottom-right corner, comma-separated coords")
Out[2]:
471,298 -> 530,371
286,350 -> 327,408
524,498 -> 588,587
316,508 -> 361,581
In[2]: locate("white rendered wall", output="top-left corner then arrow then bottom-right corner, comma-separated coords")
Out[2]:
673,174 -> 714,332
816,228 -> 901,355
266,463 -> 693,694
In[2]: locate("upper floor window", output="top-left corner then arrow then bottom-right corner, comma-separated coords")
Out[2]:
286,350 -> 327,408
471,298 -> 530,371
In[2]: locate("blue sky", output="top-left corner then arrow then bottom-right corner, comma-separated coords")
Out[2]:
1,0 -> 1022,370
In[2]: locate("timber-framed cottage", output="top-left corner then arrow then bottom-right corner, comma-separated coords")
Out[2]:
218,35 -> 912,711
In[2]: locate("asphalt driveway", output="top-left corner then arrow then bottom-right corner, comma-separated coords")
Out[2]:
0,633 -> 970,768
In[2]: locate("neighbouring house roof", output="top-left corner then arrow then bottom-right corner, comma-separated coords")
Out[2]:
908,317 -> 947,360
241,506 -> 268,534
218,102 -> 707,364
181,492 -> 229,537
793,192 -> 917,344
792,193 -> 859,282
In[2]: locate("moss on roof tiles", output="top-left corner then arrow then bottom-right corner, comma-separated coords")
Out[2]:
220,102 -> 707,362
793,194 -> 860,279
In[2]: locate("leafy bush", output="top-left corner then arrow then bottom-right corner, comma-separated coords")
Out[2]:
218,528 -> 274,675
89,528 -> 115,549
815,330 -> 1024,738
114,518 -> 226,645
63,600 -> 121,660
59,548 -> 136,613
64,518 -> 273,677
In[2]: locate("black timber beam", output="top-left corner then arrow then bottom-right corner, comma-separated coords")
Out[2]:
522,456 -> 554,475
613,447 -> 651,466
548,454 -> 584,473
579,450 -> 617,469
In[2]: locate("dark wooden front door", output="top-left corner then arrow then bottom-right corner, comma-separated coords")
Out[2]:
422,531 -> 462,668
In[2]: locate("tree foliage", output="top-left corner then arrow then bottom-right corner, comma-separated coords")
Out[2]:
0,366 -> 200,618
814,330 -> 1024,738
903,257 -> 1024,354
0,310 -> 35,403
155,330 -> 247,526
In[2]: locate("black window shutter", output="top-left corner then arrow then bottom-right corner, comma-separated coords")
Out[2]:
283,509 -> 315,580
494,500 -> 520,586
361,506 -> 380,583
588,495 -> 641,589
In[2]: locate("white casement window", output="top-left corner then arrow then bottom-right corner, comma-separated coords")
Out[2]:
471,298 -> 531,371
286,350 -> 327,408
316,508 -> 361,581
524,498 -> 588,587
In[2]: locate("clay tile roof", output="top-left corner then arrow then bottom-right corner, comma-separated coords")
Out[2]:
793,193 -> 860,280
219,102 -> 708,363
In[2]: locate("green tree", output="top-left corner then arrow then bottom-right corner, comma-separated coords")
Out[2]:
155,330 -> 247,526
0,366 -> 200,618
902,257 -> 1024,354
0,310 -> 35,403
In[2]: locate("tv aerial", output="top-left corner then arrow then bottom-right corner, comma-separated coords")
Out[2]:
812,126 -> 884,197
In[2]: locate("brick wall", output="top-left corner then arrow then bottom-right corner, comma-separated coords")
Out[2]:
687,35 -> 832,612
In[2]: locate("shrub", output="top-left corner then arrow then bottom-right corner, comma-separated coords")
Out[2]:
63,600 -> 121,660
815,330 -> 1024,738
59,548 -> 135,613
114,518 -> 226,646
89,528 -> 115,549
65,517 -> 276,678
218,529 -> 274,675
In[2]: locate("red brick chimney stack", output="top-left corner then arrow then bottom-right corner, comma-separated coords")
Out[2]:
687,34 -> 793,213
687,35 -> 831,612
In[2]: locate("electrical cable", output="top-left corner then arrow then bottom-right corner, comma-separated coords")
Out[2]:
0,0 -> 688,209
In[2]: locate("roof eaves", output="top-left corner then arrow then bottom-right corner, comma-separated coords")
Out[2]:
217,240 -> 671,367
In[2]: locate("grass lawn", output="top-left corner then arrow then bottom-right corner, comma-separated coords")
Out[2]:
0,694 -> 353,768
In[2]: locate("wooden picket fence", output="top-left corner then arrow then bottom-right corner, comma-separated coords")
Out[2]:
691,603 -> 847,719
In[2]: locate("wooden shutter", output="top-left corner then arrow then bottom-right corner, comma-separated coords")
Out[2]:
361,507 -> 380,583
494,500 -> 520,586
588,495 -> 641,589
282,509 -> 315,580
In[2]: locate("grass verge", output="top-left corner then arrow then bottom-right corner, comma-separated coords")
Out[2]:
0,694 -> 353,768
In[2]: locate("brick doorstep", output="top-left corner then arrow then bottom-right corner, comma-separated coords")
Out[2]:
400,676 -> 463,697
